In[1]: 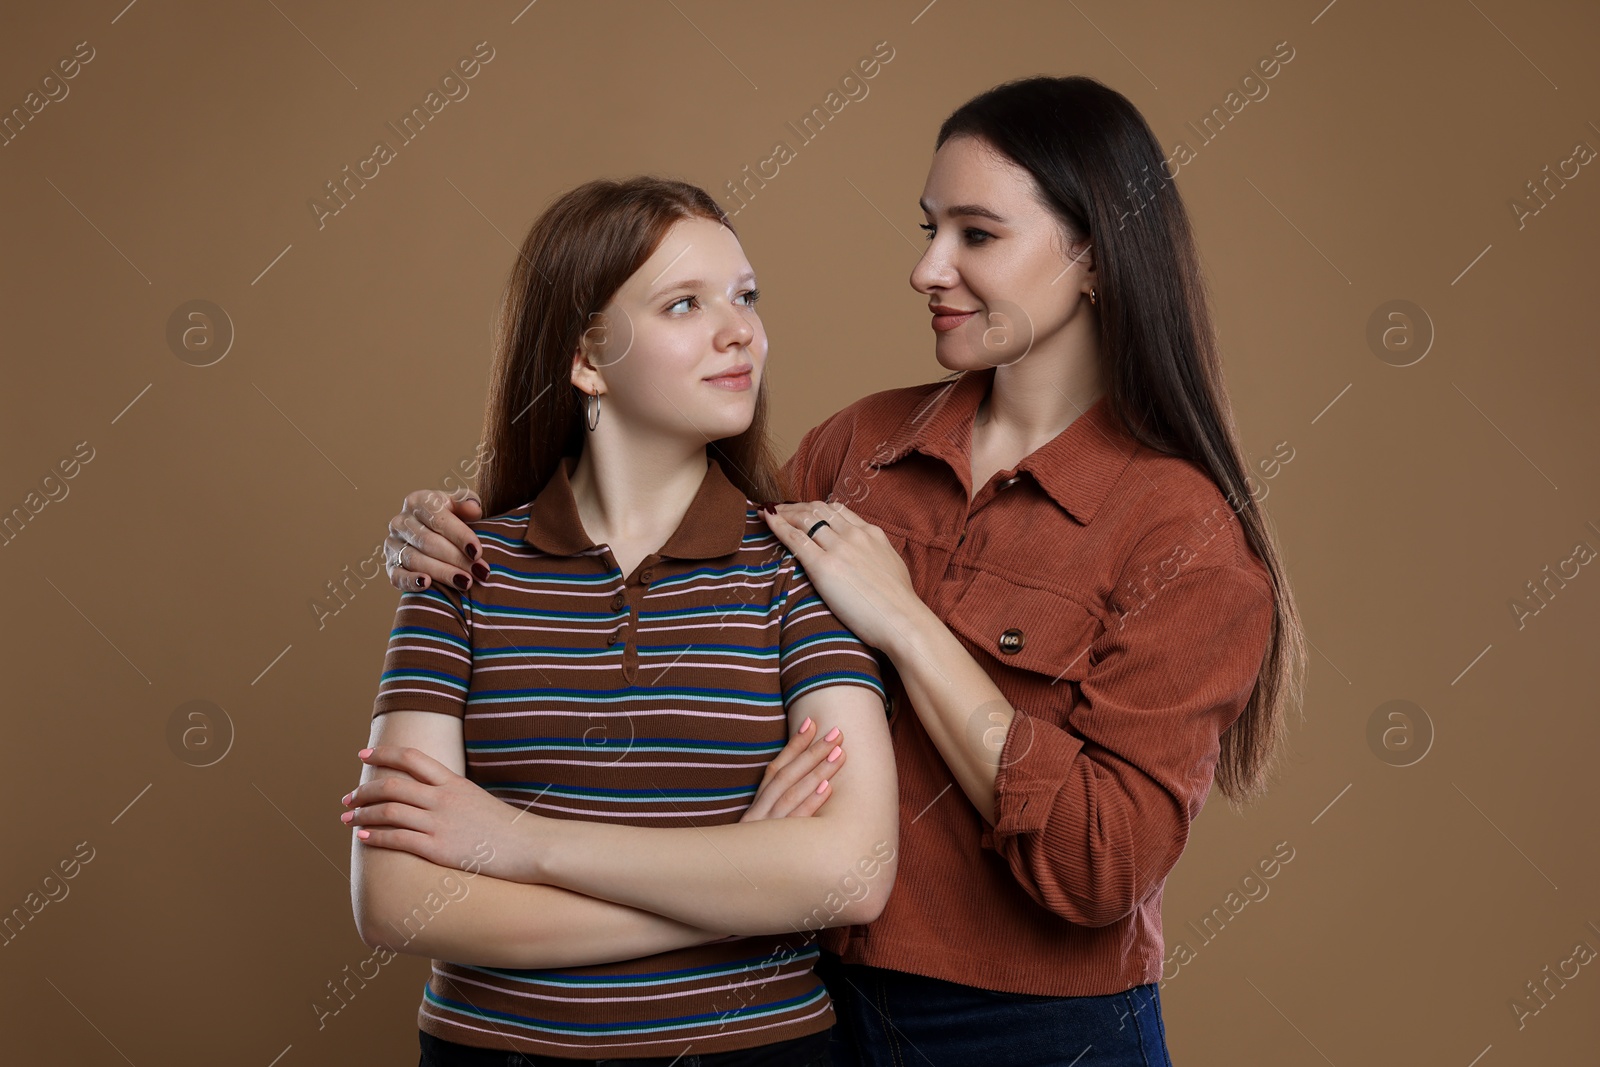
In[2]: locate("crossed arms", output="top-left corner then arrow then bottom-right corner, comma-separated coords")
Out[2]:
349,682 -> 897,970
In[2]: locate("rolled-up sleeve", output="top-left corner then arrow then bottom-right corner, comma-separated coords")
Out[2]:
979,563 -> 1275,927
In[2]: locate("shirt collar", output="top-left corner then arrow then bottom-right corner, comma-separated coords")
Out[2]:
523,453 -> 752,558
865,367 -> 1139,525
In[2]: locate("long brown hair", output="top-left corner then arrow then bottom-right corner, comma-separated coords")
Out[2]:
475,176 -> 786,518
938,76 -> 1308,807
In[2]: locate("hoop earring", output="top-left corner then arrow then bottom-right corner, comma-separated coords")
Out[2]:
1088,287 -> 1098,307
584,391 -> 601,431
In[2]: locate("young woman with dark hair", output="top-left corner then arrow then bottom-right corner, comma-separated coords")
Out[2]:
341,176 -> 899,1066
369,76 -> 1306,1066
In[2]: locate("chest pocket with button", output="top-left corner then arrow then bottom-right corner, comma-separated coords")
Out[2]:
943,569 -> 1105,725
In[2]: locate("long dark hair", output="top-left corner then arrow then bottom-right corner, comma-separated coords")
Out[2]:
476,176 -> 786,517
938,75 -> 1307,806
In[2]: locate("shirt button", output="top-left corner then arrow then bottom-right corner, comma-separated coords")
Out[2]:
998,628 -> 1025,654
611,591 -> 626,611
957,530 -> 967,546
639,568 -> 653,584
607,630 -> 621,646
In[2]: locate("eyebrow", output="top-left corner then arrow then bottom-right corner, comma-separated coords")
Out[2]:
919,198 -> 1008,224
649,272 -> 758,301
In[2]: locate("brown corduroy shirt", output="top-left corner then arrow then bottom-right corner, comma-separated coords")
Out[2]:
779,367 -> 1277,996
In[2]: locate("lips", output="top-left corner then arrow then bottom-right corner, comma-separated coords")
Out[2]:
704,364 -> 754,391
930,305 -> 978,333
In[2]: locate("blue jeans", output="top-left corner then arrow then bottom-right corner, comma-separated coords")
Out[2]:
813,953 -> 1173,1067
418,1025 -> 832,1066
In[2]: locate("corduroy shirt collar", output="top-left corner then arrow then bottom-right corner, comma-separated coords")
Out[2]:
523,452 -> 751,559
865,367 -> 1139,525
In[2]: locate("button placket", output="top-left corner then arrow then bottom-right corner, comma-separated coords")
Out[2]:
956,471 -> 1022,552
953,496 -> 973,554
613,554 -> 660,684
598,549 -> 633,662
619,595 -> 638,681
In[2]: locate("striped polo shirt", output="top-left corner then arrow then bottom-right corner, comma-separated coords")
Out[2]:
371,452 -> 887,1058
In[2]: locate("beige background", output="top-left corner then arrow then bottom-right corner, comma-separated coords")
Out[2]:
3,1 -> 1597,1063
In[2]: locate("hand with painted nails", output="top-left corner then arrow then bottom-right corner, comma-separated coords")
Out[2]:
342,744 -> 533,882
758,500 -> 917,653
739,717 -> 848,822
385,487 -> 489,592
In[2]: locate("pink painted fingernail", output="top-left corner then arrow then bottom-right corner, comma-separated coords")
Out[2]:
800,717 -> 813,733
827,745 -> 842,762
341,793 -> 352,806
340,811 -> 354,823
824,727 -> 840,743
358,748 -> 373,759
816,780 -> 829,794
357,829 -> 370,839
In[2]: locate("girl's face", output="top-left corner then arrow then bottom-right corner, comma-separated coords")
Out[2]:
575,216 -> 766,445
910,134 -> 1096,371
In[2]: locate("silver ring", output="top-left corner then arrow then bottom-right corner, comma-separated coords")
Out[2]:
390,545 -> 408,571
806,519 -> 831,539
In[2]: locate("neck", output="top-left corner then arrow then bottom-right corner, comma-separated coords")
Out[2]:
568,435 -> 709,549
975,351 -> 1106,450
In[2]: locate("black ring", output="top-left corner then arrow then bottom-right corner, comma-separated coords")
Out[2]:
806,519 -> 832,539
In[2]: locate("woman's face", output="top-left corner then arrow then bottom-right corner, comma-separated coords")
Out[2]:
576,216 -> 766,445
911,134 -> 1096,372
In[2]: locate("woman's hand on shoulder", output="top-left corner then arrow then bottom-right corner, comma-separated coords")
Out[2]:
386,488 -> 489,591
739,717 -> 847,822
760,500 -> 918,653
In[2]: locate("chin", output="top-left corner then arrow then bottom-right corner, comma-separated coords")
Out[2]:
931,341 -> 993,375
701,412 -> 756,441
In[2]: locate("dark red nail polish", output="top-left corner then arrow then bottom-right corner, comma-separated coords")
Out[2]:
466,543 -> 479,561
472,561 -> 491,581
453,573 -> 471,590
414,576 -> 427,588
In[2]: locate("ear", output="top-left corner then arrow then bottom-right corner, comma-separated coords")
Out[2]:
570,329 -> 604,396
1069,233 -> 1096,281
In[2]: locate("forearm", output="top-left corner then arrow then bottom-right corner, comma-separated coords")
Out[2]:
882,597 -> 1008,824
353,842 -> 730,969
531,813 -> 894,936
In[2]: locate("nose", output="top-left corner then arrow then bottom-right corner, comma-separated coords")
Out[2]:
718,299 -> 756,349
910,234 -> 957,295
